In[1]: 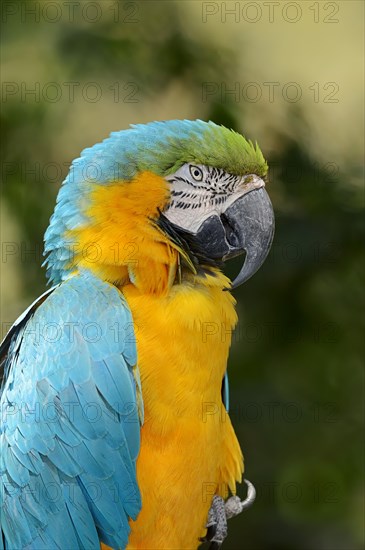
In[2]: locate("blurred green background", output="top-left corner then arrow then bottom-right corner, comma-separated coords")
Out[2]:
1,1 -> 364,549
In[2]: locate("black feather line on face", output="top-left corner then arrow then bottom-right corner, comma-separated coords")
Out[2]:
156,211 -> 222,274
167,167 -> 242,194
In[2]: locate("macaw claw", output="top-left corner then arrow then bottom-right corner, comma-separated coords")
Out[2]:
199,495 -> 227,549
199,479 -> 256,548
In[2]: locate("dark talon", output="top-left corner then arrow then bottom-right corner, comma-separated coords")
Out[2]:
199,523 -> 217,543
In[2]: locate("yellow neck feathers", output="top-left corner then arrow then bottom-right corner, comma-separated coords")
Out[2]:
68,171 -> 181,294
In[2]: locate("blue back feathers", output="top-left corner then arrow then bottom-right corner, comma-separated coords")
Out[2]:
0,271 -> 141,549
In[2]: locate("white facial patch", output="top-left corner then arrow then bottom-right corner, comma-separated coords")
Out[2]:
164,163 -> 265,233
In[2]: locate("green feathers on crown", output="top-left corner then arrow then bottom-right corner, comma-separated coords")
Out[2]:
127,120 -> 268,178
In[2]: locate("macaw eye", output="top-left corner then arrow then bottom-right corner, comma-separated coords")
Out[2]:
189,165 -> 203,182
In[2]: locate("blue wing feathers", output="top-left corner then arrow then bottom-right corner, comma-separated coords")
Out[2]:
0,271 -> 142,549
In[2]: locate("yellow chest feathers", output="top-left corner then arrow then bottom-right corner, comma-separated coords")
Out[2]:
124,279 -> 237,430
123,281 -> 243,549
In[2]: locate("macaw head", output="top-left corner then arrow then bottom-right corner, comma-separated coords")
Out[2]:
44,120 -> 274,291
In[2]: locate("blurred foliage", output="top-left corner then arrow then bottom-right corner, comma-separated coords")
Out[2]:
1,1 -> 364,549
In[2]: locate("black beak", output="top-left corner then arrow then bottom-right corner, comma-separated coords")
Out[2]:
196,188 -> 275,288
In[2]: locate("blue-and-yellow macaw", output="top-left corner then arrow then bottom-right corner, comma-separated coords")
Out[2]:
0,120 -> 274,549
